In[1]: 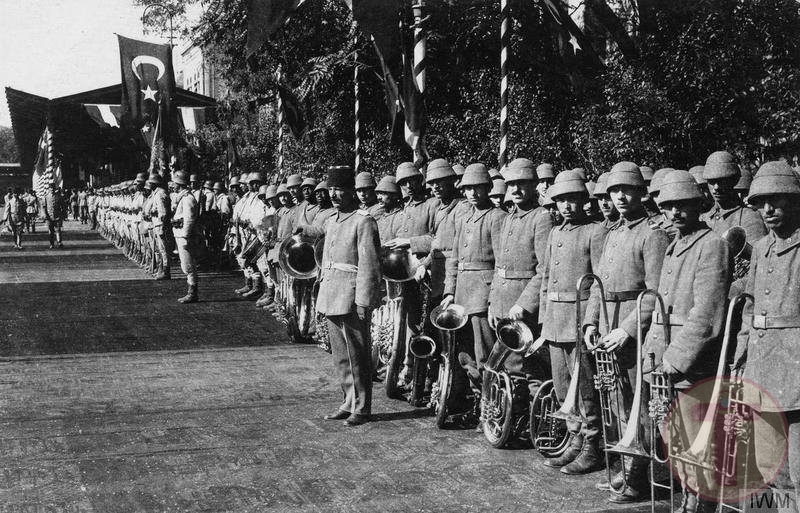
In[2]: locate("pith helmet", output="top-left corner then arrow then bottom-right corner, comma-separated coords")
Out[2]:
265,185 -> 278,199
459,163 -> 491,187
286,173 -> 303,187
257,184 -> 270,198
249,171 -> 265,184
640,166 -> 655,184
239,172 -> 249,184
594,172 -> 610,197
585,181 -> 597,196
489,178 -> 507,197
489,168 -> 503,181
229,176 -> 240,187
189,174 -> 201,183
146,173 -> 163,186
173,171 -> 189,186
375,175 -> 400,194
452,164 -> 466,177
276,184 -> 289,196
135,172 -> 148,183
735,166 -> 753,192
748,161 -> 800,202
658,170 -> 704,204
425,158 -> 456,183
541,189 -> 556,208
503,158 -> 536,183
301,177 -> 318,189
213,181 -> 225,192
689,165 -> 706,185
704,151 -> 741,180
314,181 -> 328,193
548,169 -> 588,199
203,180 -> 214,189
537,163 -> 556,180
606,161 -> 645,189
355,172 -> 377,189
649,168 -> 676,195
573,168 -> 587,182
396,162 -> 422,184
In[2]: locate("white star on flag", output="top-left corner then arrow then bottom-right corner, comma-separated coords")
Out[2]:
141,85 -> 158,102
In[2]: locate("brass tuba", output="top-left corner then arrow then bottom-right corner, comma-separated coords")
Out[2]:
279,234 -> 319,279
379,247 -> 423,282
429,303 -> 469,428
722,226 -> 752,280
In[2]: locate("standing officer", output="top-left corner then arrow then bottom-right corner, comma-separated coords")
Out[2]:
42,184 -> 66,249
146,173 -> 171,280
642,170 -> 732,512
529,170 -> 607,472
584,162 -> 669,497
297,165 -> 381,426
702,151 -> 767,243
440,163 -> 506,420
356,172 -> 386,218
171,171 -> 200,303
736,161 -> 800,509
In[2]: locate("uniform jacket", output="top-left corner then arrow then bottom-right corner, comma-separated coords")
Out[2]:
42,191 -> 66,221
702,203 -> 767,244
489,205 -> 554,319
216,193 -> 232,217
424,198 -> 468,298
312,207 -> 336,228
304,209 -> 382,316
172,190 -> 198,239
391,196 -> 440,255
376,207 -> 402,245
23,194 -> 39,214
642,225 -> 731,387
203,189 -> 216,213
736,226 -> 800,411
535,219 -> 607,343
444,205 -> 506,315
361,201 -> 386,220
585,214 -> 670,345
5,196 -> 25,224
192,188 -> 207,216
147,188 -> 170,231
292,200 -> 321,230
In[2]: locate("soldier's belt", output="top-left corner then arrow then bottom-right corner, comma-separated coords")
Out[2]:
654,310 -> 685,326
546,290 -> 590,302
604,290 -> 642,302
321,261 -> 358,273
457,262 -> 494,271
432,249 -> 453,260
752,315 -> 800,329
495,268 -> 534,279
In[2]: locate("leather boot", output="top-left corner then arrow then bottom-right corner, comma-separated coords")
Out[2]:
595,469 -> 624,491
178,284 -> 198,304
561,437 -> 605,475
676,488 -> 715,513
235,277 -> 252,295
608,456 -> 650,504
543,432 -> 583,468
241,275 -> 263,300
255,286 -> 275,307
154,266 -> 170,281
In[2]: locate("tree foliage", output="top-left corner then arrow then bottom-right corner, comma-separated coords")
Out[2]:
0,126 -> 19,163
143,0 -> 800,181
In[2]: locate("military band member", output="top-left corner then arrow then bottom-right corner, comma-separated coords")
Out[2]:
702,151 -> 767,243
647,167 -> 678,240
583,162 -> 670,497
171,171 -> 201,304
232,173 -> 255,295
374,176 -> 402,244
489,177 -> 507,211
536,163 -> 556,207
440,163 -> 506,419
312,181 -> 336,227
286,173 -> 304,205
593,172 -> 619,230
297,165 -> 381,426
293,177 -> 320,229
529,169 -> 607,473
214,182 -> 232,219
734,165 -> 754,206
736,161 -> 800,508
356,172 -> 386,218
146,173 -> 171,280
254,184 -> 279,308
584,181 -> 603,222
190,174 -> 206,217
642,169 -> 732,512
240,172 -> 268,300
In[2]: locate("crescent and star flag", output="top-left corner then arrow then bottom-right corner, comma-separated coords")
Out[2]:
541,0 -> 603,85
246,0 -> 308,58
118,35 -> 178,143
276,84 -> 307,140
32,127 -> 62,196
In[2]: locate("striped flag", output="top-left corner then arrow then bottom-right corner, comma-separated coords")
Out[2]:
32,127 -> 61,196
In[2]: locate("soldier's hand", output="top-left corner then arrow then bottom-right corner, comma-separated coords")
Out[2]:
526,336 -> 547,357
385,238 -> 411,249
508,304 -> 526,321
439,295 -> 454,310
356,305 -> 369,321
601,328 -> 631,352
583,325 -> 599,351
414,265 -> 427,282
488,315 -> 498,329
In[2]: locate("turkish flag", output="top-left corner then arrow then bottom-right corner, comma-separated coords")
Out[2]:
118,35 -> 178,142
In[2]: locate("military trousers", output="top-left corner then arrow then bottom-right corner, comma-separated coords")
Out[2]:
47,220 -> 62,246
175,235 -> 200,286
327,311 -> 373,416
548,341 -> 602,443
153,229 -> 170,271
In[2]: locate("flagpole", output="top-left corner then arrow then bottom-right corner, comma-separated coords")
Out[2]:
276,66 -> 285,182
353,24 -> 361,174
499,0 -> 510,174
411,1 -> 428,169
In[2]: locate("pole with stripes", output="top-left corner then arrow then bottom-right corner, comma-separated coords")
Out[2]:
411,1 -> 428,168
276,66 -> 284,181
499,0 -> 510,173
353,27 -> 361,174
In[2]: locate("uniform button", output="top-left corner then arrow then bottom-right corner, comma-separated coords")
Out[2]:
554,261 -> 559,265
768,268 -> 774,273
663,291 -> 669,296
464,243 -> 468,247
609,259 -> 613,263
509,231 -> 513,235
553,279 -> 558,284
505,249 -> 509,252
758,331 -> 765,338
558,242 -> 563,247
761,310 -> 767,316
765,289 -> 770,295
603,275 -> 609,279
667,269 -> 672,274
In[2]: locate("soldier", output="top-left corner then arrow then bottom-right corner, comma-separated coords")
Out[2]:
42,184 -> 66,249
642,170 -> 732,512
584,182 -> 603,222
296,165 -> 381,426
647,167 -> 679,240
146,173 -> 171,280
536,163 -> 556,207
356,172 -> 386,218
689,165 -> 713,213
528,170 -> 607,473
313,181 -> 336,227
190,174 -> 206,217
241,172 -> 267,300
171,171 -> 201,303
374,176 -> 402,244
593,172 -> 619,230
292,177 -> 321,229
440,163 -> 506,421
736,161 -> 800,509
286,173 -> 304,205
5,187 -> 25,249
265,184 -> 298,309
23,188 -> 39,233
702,151 -> 767,243
583,162 -> 670,498
488,157 -> 554,391
489,177 -> 507,211
734,165 -> 754,206
254,184 -> 279,308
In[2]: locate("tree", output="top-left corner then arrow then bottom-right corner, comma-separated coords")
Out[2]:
0,126 -> 19,163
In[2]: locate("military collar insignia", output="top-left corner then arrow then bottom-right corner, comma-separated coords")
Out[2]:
771,226 -> 800,256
